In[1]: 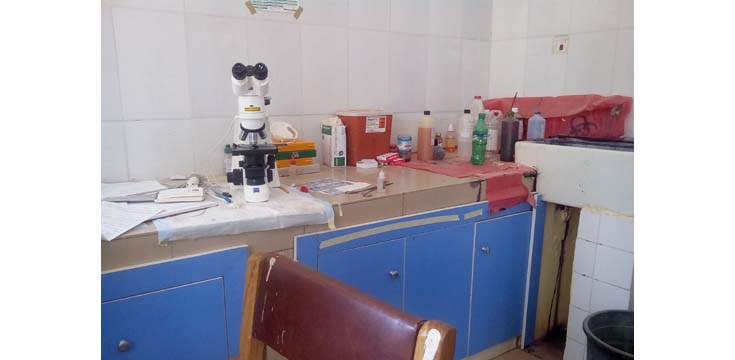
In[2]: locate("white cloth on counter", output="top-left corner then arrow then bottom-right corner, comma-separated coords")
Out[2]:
152,186 -> 333,242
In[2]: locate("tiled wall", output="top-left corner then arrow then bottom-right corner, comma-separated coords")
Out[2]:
102,0 -> 633,182
565,208 -> 633,360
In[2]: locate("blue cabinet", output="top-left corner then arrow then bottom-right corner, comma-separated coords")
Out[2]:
319,238 -> 405,309
101,246 -> 248,359
101,278 -> 228,359
469,213 -> 532,354
405,223 -> 474,359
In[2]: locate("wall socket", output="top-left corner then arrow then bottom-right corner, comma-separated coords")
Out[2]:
553,35 -> 569,54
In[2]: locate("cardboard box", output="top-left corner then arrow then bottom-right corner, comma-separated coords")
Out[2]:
321,119 -> 346,167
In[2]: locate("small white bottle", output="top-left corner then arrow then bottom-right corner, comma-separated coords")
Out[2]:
457,109 -> 473,160
527,111 -> 546,140
377,169 -> 385,192
514,107 -> 524,140
485,110 -> 501,153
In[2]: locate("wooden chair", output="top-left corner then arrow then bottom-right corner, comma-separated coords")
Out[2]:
238,252 -> 456,360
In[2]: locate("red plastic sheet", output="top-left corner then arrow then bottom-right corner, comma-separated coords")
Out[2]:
483,95 -> 633,140
400,158 -> 536,214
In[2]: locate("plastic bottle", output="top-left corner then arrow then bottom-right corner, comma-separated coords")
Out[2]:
457,109 -> 473,160
445,123 -> 457,153
517,109 -> 525,141
417,110 -> 434,161
377,169 -> 385,192
433,133 -> 446,160
500,108 -> 519,162
485,110 -> 501,153
471,112 -> 488,165
470,95 -> 484,121
527,111 -> 546,140
224,144 -> 233,173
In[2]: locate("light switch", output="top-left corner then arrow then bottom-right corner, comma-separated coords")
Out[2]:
553,35 -> 569,54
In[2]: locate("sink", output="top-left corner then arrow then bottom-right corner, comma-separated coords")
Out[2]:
515,140 -> 633,216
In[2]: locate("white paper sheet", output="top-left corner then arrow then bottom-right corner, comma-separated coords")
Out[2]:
101,181 -> 167,199
101,201 -> 162,241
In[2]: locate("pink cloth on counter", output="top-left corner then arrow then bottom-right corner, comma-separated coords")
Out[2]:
399,158 -> 536,214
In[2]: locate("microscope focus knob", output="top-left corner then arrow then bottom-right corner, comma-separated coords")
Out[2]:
227,168 -> 244,186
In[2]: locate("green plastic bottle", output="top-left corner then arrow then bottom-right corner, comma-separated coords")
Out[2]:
471,112 -> 487,165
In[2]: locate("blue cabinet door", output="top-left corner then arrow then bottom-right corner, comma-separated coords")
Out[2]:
318,238 -> 405,309
101,278 -> 228,359
469,213 -> 532,355
405,223 -> 474,360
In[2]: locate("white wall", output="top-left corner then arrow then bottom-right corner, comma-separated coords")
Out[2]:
102,0 -> 633,182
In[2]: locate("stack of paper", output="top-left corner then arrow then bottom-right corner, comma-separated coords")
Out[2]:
101,202 -> 162,241
102,180 -> 167,199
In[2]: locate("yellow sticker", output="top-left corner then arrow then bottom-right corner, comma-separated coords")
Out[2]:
244,107 -> 261,112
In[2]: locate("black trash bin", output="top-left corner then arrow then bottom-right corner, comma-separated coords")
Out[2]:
583,310 -> 634,359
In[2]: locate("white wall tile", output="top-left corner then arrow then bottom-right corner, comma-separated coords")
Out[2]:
565,31 -> 617,95
105,0 -> 184,12
598,213 -> 633,253
248,21 -> 302,115
191,117 -> 235,176
426,37 -> 462,112
389,33 -> 428,113
184,0 -> 248,17
125,120 -> 195,180
429,0 -> 462,37
299,0 -> 349,27
349,29 -> 389,109
573,238 -> 596,277
571,273 -> 592,312
613,29 -> 634,96
620,0 -> 633,29
564,337 -> 586,360
523,37 -> 567,96
491,0 -> 528,40
567,305 -> 589,343
301,25 -> 349,114
527,0 -> 571,37
570,0 -> 621,33
349,0 -> 389,31
102,5 -> 123,121
432,112 -> 458,138
590,279 -> 630,312
489,39 -> 526,98
113,7 -> 191,120
390,112 -> 422,145
460,40 -> 491,105
390,0 -> 429,35
594,245 -> 633,290
578,209 -> 601,242
186,15 -> 247,118
102,122 -> 129,182
461,0 -> 493,40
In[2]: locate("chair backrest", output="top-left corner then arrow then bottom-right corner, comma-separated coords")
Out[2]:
238,253 -> 456,360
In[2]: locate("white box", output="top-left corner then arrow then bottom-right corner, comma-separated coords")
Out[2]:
321,121 -> 346,167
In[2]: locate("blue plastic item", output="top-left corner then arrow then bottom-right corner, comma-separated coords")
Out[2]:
527,111 -> 546,140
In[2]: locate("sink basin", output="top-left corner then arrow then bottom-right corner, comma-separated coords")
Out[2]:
515,140 -> 633,216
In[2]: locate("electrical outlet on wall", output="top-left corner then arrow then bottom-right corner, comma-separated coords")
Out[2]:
553,35 -> 569,54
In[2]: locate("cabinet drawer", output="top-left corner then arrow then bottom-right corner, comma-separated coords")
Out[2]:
319,238 -> 405,309
101,278 -> 227,359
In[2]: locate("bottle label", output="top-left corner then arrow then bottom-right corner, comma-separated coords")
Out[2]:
472,133 -> 487,144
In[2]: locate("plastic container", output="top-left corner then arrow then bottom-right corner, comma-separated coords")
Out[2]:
433,133 -> 446,160
417,110 -> 434,161
377,169 -> 385,192
485,110 -> 502,153
336,110 -> 393,166
445,123 -> 457,153
527,111 -> 546,140
500,109 -> 519,162
224,144 -> 233,173
583,310 -> 634,360
470,95 -> 484,122
397,135 -> 412,161
457,109 -> 473,160
471,112 -> 487,165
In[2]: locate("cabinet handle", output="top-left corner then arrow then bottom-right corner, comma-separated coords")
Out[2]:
388,270 -> 399,279
481,246 -> 491,254
117,339 -> 131,352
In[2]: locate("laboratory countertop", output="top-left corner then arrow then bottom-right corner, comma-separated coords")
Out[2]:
102,164 -> 534,271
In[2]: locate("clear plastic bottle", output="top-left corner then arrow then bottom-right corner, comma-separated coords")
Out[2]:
516,107 -> 524,140
471,112 -> 488,165
417,110 -> 434,161
485,110 -> 501,153
470,95 -> 484,123
527,111 -> 546,140
445,123 -> 457,153
457,109 -> 473,160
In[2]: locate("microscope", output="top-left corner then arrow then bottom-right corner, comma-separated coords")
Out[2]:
225,62 -> 281,203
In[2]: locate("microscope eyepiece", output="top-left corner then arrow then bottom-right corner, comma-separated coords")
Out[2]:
232,63 -> 247,80
254,63 -> 268,80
